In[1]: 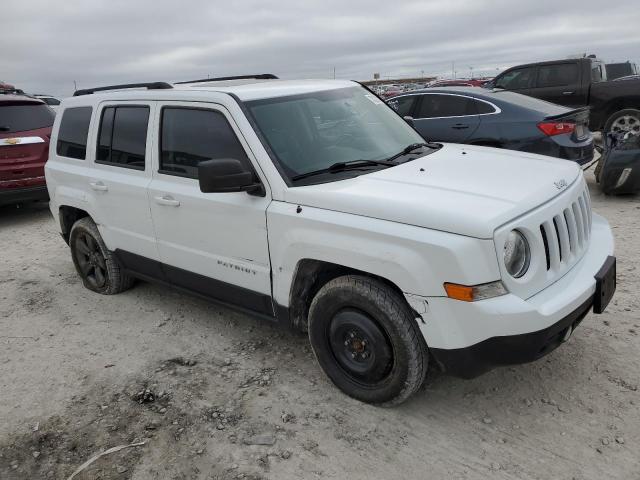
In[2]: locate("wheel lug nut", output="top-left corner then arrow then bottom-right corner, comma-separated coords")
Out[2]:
351,352 -> 357,359
344,340 -> 349,346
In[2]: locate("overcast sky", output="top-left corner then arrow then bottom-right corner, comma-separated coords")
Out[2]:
3,0 -> 639,97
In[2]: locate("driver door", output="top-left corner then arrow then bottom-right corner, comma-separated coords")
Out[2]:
147,102 -> 273,315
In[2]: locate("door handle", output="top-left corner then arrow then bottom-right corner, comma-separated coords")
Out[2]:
154,195 -> 180,207
562,91 -> 575,95
452,124 -> 470,129
89,181 -> 108,192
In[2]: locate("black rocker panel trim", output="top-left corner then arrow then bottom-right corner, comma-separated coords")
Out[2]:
113,249 -> 277,320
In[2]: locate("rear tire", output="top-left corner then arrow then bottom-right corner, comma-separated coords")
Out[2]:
604,108 -> 640,135
308,275 -> 428,406
69,217 -> 134,295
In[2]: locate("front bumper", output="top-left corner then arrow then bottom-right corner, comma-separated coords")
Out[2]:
430,296 -> 594,378
409,213 -> 615,378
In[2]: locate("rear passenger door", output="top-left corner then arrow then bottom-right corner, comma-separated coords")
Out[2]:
530,62 -> 583,107
88,101 -> 160,268
147,102 -> 273,316
412,93 -> 480,143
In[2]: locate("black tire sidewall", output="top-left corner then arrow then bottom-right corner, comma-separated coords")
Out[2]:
69,218 -> 122,294
308,276 -> 426,405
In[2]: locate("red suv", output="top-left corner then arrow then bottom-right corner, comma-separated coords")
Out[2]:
0,94 -> 55,206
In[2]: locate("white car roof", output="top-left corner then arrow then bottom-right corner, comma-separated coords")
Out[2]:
64,79 -> 357,106
176,79 -> 355,101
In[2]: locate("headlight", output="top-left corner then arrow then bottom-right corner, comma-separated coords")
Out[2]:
503,230 -> 530,278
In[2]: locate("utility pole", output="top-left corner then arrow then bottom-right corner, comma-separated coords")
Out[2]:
452,61 -> 455,79
73,80 -> 77,91
333,66 -> 336,79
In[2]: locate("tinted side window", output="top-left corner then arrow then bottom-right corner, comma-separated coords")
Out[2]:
495,67 -> 535,90
160,108 -> 250,179
537,63 -> 579,87
472,99 -> 496,114
57,107 -> 92,159
415,95 -> 474,119
96,106 -> 149,170
387,96 -> 417,116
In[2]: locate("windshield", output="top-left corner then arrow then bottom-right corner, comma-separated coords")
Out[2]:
0,103 -> 55,133
246,86 -> 425,184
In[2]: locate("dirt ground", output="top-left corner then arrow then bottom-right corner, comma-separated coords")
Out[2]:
0,171 -> 638,480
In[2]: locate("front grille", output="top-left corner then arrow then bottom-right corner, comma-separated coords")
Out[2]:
539,186 -> 592,272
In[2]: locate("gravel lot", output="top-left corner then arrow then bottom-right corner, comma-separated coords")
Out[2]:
0,171 -> 638,480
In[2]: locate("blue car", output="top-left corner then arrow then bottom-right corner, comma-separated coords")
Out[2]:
387,87 -> 595,166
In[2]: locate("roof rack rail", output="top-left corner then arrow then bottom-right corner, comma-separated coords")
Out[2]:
175,74 -> 278,85
73,82 -> 173,97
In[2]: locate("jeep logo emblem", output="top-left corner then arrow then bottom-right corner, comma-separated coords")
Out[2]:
554,179 -> 568,190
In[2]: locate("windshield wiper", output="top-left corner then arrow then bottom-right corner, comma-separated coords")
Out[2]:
291,159 -> 393,181
0,126 -> 11,132
383,142 -> 436,163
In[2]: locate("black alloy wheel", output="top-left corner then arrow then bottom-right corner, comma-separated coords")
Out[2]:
73,232 -> 108,289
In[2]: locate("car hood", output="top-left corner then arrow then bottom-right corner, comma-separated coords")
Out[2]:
283,144 -> 581,239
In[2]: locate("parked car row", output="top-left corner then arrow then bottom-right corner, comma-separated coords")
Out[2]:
485,56 -> 640,136
387,87 -> 595,166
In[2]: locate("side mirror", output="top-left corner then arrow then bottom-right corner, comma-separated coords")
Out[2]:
198,158 -> 265,196
404,116 -> 415,127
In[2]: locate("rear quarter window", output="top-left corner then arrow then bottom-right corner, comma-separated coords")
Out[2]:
57,107 -> 93,160
0,103 -> 54,134
472,99 -> 496,114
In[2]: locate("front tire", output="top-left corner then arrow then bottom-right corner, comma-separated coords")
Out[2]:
308,275 -> 428,406
69,217 -> 134,295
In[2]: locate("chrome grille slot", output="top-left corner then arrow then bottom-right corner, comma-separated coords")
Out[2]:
572,203 -> 584,248
553,215 -> 571,261
553,215 -> 562,261
578,196 -> 589,240
584,189 -> 592,231
564,208 -> 578,253
540,224 -> 551,270
543,220 -> 561,269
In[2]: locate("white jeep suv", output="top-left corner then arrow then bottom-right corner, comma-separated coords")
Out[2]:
45,76 -> 616,405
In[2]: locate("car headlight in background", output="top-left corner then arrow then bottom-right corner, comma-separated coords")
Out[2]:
504,230 -> 530,278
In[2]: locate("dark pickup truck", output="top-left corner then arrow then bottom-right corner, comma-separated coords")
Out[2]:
485,57 -> 640,135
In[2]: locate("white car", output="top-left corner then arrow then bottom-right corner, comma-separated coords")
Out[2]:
45,76 -> 616,405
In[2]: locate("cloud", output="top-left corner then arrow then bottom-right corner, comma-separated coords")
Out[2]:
1,0 -> 638,97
